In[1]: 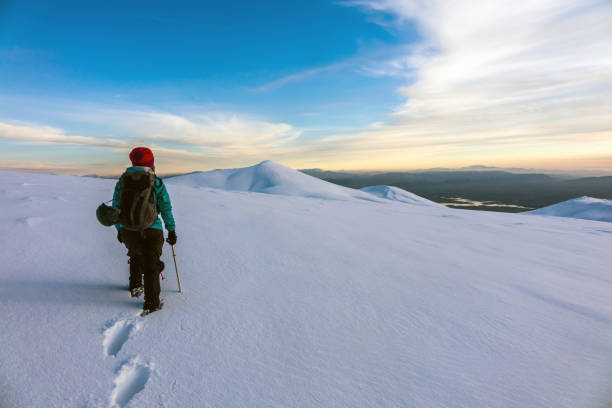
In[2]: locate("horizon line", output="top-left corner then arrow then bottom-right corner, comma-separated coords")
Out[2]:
2,161 -> 612,179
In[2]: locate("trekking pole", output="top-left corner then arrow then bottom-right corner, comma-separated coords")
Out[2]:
170,244 -> 183,294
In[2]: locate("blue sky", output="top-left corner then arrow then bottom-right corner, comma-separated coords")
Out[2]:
0,0 -> 408,125
1,0 -> 611,175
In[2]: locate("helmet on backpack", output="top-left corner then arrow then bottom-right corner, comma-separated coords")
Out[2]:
96,203 -> 120,227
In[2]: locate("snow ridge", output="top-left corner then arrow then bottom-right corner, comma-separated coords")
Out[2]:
166,160 -> 385,202
360,185 -> 439,206
527,196 -> 612,223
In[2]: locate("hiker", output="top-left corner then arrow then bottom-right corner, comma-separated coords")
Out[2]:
112,147 -> 177,314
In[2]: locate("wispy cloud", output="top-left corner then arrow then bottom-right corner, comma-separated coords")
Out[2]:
0,107 -> 303,165
122,111 -> 301,153
247,0 -> 612,171
313,0 -> 612,168
252,61 -> 351,93
0,122 -> 128,148
252,44 -> 412,92
0,161 -> 86,174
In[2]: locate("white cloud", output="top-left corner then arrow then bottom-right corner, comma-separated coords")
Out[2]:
352,0 -> 612,116
0,108 -> 302,160
304,0 -> 610,168
125,111 -> 301,154
0,161 -> 84,173
0,122 -> 128,148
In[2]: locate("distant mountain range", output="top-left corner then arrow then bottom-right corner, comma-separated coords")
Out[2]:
302,165 -> 611,177
301,169 -> 612,212
81,164 -> 611,213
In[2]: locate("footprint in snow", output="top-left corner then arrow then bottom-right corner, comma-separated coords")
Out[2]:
103,318 -> 142,357
109,357 -> 152,408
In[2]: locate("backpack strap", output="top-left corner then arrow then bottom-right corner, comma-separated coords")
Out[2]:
155,177 -> 163,214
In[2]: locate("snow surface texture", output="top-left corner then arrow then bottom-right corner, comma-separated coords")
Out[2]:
528,196 -> 612,223
360,185 -> 440,206
2,162 -> 612,407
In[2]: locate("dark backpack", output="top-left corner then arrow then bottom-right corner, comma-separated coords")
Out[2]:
119,171 -> 158,231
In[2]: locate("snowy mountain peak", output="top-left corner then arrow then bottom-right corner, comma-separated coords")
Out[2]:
165,160 -> 384,202
527,196 -> 612,223
255,159 -> 279,167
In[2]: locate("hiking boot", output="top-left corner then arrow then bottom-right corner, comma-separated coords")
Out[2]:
141,299 -> 164,316
130,285 -> 144,298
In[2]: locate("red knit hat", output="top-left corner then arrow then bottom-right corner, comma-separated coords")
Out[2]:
129,147 -> 154,167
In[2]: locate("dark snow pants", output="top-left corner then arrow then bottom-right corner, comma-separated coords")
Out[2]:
121,228 -> 164,309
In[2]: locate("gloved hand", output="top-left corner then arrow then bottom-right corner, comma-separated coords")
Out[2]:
117,230 -> 123,243
167,230 -> 177,245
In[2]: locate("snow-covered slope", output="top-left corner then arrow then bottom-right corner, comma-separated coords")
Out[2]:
528,196 -> 612,223
361,185 -> 439,206
166,160 -> 383,202
2,169 -> 612,408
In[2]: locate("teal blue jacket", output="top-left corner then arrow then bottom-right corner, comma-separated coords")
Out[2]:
112,167 -> 176,232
